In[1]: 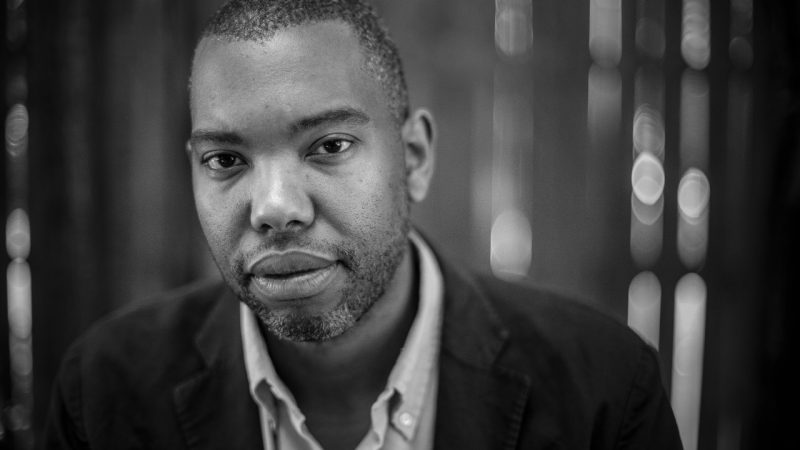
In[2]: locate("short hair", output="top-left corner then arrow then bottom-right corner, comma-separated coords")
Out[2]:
200,0 -> 409,124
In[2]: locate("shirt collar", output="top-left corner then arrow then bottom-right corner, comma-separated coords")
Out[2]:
240,301 -> 302,426
384,230 -> 444,439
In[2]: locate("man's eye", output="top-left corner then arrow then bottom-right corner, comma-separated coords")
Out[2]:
312,139 -> 353,155
202,154 -> 245,170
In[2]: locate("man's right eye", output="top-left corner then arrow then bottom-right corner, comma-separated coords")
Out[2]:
201,153 -> 245,171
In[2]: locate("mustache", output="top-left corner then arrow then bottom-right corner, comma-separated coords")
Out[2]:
245,230 -> 316,253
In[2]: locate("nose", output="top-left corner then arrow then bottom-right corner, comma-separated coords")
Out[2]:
249,159 -> 314,232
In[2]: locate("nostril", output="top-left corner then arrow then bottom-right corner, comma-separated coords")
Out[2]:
249,197 -> 314,232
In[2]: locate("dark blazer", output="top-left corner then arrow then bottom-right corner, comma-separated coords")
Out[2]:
45,259 -> 682,449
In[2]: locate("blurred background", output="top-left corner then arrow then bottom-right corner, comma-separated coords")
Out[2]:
1,0 -> 798,448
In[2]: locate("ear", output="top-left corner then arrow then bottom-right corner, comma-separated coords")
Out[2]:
401,108 -> 436,203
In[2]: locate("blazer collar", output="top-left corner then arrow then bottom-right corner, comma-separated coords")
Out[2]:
172,286 -> 262,449
434,258 -> 531,450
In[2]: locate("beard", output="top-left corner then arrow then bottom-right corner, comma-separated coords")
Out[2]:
215,200 -> 411,342
244,225 -> 408,341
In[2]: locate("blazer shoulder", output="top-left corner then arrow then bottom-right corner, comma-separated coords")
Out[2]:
476,275 -> 643,347
65,279 -> 229,384
47,279 -> 234,447
471,274 -> 656,382
470,274 -> 679,445
83,279 -> 224,345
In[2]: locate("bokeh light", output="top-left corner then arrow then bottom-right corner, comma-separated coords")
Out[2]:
589,0 -> 622,67
7,260 -> 32,341
633,105 -> 665,158
678,168 -> 710,222
681,0 -> 711,70
6,208 -> 31,260
5,103 -> 29,157
632,152 -> 665,205
490,208 -> 532,278
627,271 -> 661,348
495,0 -> 533,57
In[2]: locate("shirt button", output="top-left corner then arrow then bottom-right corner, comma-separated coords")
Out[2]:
399,412 -> 414,427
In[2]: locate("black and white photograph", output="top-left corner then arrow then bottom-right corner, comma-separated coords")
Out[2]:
1,0 -> 798,449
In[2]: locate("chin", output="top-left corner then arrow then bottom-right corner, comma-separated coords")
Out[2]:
251,298 -> 359,342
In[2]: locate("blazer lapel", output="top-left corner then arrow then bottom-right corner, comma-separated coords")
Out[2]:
434,261 -> 531,450
173,288 -> 262,449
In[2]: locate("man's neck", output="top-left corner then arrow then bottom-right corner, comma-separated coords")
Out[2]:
262,243 -> 419,409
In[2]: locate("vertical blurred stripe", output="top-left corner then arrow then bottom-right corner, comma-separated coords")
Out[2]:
5,6 -> 34,443
627,1 -> 665,353
673,4 -> 711,447
677,71 -> 710,270
490,0 -> 533,278
671,273 -> 707,450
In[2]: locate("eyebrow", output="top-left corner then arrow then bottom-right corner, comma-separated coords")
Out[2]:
187,107 -> 371,150
289,107 -> 371,135
188,130 -> 245,150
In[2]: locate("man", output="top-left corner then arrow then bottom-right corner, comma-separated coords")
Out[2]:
46,0 -> 683,449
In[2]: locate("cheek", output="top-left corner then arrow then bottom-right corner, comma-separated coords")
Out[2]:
318,162 -> 406,234
193,182 -> 242,255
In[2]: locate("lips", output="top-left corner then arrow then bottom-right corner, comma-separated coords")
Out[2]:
247,251 -> 340,302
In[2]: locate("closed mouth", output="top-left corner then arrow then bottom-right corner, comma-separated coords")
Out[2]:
247,251 -> 340,302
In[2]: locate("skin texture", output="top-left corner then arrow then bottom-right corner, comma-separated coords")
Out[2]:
189,21 -> 436,448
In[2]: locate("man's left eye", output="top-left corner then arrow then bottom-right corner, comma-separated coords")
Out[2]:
311,139 -> 353,155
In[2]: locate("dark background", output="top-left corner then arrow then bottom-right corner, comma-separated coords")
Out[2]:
1,0 -> 798,448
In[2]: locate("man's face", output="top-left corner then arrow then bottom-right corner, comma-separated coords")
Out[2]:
188,22 -> 413,341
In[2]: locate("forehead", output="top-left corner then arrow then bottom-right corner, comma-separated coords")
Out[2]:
190,21 -> 389,131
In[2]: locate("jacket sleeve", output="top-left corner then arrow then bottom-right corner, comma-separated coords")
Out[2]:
615,344 -> 684,449
43,343 -> 91,450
